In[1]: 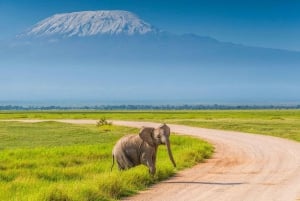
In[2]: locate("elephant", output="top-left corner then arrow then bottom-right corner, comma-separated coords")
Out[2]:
111,124 -> 176,175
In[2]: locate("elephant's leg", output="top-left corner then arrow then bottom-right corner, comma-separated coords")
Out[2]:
147,155 -> 156,175
116,153 -> 129,170
150,166 -> 156,175
117,153 -> 135,169
148,163 -> 156,175
149,148 -> 158,175
141,151 -> 156,175
117,160 -> 125,170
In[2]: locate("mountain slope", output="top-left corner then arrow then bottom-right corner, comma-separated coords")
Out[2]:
23,10 -> 158,37
2,10 -> 300,103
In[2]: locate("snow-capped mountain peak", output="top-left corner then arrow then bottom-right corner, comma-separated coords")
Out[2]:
24,10 -> 159,37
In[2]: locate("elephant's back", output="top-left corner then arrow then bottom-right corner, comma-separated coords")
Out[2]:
112,134 -> 140,152
112,134 -> 142,168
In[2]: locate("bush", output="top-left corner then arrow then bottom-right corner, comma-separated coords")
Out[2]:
96,117 -> 112,127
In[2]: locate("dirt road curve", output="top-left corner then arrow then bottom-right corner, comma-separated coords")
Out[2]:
7,119 -> 300,201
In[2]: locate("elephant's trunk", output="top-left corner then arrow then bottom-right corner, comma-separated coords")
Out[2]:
166,139 -> 176,167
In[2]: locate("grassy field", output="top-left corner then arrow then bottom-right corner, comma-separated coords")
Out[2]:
0,121 -> 213,201
1,110 -> 300,141
1,110 -> 299,200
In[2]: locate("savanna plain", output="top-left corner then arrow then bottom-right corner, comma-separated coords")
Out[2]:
0,110 -> 300,201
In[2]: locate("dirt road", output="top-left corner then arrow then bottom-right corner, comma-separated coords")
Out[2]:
6,119 -> 300,201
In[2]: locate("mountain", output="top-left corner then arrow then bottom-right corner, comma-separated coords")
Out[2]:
22,10 -> 159,38
2,10 -> 300,104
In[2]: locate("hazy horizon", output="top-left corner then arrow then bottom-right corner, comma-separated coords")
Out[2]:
1,98 -> 300,107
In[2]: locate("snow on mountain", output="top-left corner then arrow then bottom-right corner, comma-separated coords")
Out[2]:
24,10 -> 159,37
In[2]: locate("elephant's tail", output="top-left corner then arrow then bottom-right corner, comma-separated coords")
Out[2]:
110,154 -> 115,171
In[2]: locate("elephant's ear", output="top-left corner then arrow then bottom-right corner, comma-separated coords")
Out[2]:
139,127 -> 155,146
159,124 -> 170,136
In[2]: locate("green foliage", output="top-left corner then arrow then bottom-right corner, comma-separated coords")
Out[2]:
97,117 -> 113,132
96,117 -> 112,127
0,122 -> 213,201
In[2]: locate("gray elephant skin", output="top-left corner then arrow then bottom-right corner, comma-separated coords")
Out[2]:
111,124 -> 176,175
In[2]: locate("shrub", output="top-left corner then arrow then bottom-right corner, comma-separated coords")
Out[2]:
96,118 -> 112,127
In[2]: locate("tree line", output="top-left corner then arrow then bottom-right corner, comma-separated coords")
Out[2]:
1,104 -> 300,110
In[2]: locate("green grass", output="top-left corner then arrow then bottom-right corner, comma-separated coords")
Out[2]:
1,110 -> 300,141
0,121 -> 213,201
165,110 -> 300,141
0,121 -> 127,149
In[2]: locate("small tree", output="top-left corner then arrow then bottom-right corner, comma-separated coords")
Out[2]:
97,117 -> 112,127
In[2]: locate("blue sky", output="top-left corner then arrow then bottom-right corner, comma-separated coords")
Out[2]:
1,0 -> 300,51
1,0 -> 300,105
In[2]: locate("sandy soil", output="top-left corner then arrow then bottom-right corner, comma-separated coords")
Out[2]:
5,119 -> 300,201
